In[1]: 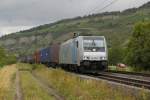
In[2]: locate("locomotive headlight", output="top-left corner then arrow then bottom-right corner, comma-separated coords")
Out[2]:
103,57 -> 106,60
84,56 -> 89,60
87,57 -> 90,60
100,57 -> 106,60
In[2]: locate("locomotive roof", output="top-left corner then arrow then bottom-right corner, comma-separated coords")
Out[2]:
79,36 -> 105,38
61,36 -> 105,46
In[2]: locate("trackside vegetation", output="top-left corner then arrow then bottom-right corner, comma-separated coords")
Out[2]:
16,63 -> 55,100
0,63 -> 150,100
32,64 -> 150,100
109,21 -> 150,71
20,71 -> 55,100
0,65 -> 17,100
0,47 -> 17,67
125,21 -> 150,70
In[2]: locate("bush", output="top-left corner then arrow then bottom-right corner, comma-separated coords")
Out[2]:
125,21 -> 150,69
0,47 -> 17,67
108,38 -> 125,65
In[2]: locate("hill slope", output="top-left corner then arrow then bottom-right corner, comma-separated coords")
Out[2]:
0,2 -> 150,56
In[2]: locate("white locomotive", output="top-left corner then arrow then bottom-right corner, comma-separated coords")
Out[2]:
59,34 -> 108,71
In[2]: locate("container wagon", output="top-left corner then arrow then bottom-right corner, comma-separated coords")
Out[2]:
51,44 -> 60,67
27,55 -> 34,64
40,47 -> 51,64
33,50 -> 40,63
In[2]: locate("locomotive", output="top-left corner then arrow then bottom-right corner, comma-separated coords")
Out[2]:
21,34 -> 108,72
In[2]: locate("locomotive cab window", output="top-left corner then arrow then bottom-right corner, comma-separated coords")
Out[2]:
83,39 -> 105,52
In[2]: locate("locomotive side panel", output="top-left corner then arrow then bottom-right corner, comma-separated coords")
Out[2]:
59,39 -> 78,65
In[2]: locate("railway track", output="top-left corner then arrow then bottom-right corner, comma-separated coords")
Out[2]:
106,70 -> 150,77
84,71 -> 150,90
50,67 -> 150,90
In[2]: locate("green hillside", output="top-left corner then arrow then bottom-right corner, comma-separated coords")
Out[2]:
0,2 -> 150,57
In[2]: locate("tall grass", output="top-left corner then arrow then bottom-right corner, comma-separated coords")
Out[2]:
20,71 -> 55,100
16,63 -> 37,71
0,64 -> 17,100
34,65 -> 150,100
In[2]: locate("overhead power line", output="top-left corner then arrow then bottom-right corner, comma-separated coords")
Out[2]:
97,0 -> 119,12
87,0 -> 119,15
88,0 -> 110,14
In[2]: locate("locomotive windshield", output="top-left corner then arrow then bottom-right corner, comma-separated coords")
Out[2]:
83,39 -> 105,52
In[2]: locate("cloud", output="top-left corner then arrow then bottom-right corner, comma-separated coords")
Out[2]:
0,0 -> 150,35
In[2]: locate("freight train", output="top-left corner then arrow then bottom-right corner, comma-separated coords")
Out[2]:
21,35 -> 108,72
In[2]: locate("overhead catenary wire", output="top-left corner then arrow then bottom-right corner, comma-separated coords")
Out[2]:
87,0 -> 119,15
96,0 -> 119,13
87,0 -> 110,14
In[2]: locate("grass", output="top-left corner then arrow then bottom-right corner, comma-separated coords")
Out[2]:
20,71 -> 55,100
0,64 -> 17,100
16,63 -> 37,71
108,66 -> 150,74
33,64 -> 150,100
108,66 -> 133,72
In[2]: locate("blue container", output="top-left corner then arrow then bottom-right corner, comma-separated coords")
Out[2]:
40,47 -> 51,63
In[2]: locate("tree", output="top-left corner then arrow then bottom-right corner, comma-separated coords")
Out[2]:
125,22 -> 150,69
108,47 -> 124,65
108,38 -> 124,65
0,47 -> 7,66
0,47 -> 17,67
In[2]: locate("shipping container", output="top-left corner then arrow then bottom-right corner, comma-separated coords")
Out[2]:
51,44 -> 60,64
33,50 -> 40,63
40,47 -> 51,63
20,56 -> 26,63
26,55 -> 34,64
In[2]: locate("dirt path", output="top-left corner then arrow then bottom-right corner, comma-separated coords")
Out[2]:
15,70 -> 23,100
31,72 -> 65,100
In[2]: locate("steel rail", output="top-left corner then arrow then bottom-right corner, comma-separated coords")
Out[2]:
84,72 -> 150,90
106,70 -> 150,77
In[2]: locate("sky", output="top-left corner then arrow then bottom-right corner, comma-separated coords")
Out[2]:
0,0 -> 150,36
